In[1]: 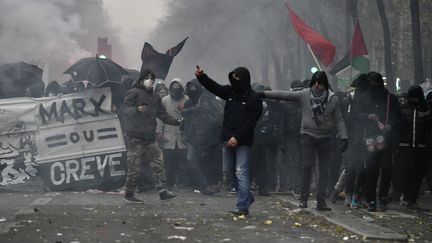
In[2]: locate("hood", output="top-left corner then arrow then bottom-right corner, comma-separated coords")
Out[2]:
408,85 -> 424,100
169,78 -> 184,93
228,66 -> 251,95
185,79 -> 203,98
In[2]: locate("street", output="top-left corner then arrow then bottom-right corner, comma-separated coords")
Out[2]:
0,185 -> 355,243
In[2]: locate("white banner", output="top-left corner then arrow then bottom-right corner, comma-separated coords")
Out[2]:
0,88 -> 127,190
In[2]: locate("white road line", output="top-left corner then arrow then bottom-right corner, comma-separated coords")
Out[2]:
15,193 -> 55,216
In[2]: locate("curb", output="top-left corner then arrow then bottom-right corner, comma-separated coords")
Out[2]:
279,196 -> 408,242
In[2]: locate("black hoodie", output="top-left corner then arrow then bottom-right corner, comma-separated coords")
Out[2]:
196,67 -> 262,145
398,85 -> 432,147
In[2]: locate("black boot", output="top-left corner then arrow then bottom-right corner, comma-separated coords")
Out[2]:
159,189 -> 179,200
124,192 -> 144,204
299,194 -> 308,208
316,198 -> 332,211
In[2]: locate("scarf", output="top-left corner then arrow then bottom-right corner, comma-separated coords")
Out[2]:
310,89 -> 328,126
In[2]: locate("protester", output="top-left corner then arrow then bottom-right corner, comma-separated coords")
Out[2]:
159,78 -> 188,189
122,69 -> 182,203
397,85 -> 431,209
342,74 -> 371,208
181,79 -> 223,194
362,72 -> 401,211
261,71 -> 348,211
194,65 -> 262,216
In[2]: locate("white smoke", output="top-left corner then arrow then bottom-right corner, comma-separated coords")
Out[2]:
0,0 -> 91,65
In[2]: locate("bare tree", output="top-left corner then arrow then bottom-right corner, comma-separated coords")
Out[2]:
376,0 -> 395,92
410,0 -> 424,84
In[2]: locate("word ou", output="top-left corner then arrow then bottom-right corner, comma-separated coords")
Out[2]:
50,152 -> 125,185
46,128 -> 118,148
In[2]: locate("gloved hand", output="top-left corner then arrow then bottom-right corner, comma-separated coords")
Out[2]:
337,139 -> 348,153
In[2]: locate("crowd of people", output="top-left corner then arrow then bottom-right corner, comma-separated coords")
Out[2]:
118,65 -> 432,216
8,65 -> 432,216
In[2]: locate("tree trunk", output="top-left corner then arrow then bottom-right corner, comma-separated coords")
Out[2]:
376,0 -> 396,92
410,0 -> 424,84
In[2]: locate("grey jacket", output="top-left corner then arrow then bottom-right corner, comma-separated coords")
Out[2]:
264,88 -> 347,139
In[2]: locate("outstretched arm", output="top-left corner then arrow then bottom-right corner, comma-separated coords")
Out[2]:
263,89 -> 305,101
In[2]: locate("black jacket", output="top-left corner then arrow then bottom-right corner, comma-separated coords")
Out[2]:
122,85 -> 180,141
182,80 -> 221,145
360,88 -> 401,146
398,87 -> 432,148
197,67 -> 262,145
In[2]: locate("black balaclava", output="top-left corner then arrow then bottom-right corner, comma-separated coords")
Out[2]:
228,67 -> 251,95
169,80 -> 184,101
185,79 -> 203,103
407,85 -> 427,110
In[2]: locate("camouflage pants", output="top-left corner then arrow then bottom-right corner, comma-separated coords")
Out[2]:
124,136 -> 166,194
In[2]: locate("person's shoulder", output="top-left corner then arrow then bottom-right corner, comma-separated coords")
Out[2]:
125,87 -> 138,96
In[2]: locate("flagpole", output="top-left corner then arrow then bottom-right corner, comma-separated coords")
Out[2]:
307,44 -> 323,71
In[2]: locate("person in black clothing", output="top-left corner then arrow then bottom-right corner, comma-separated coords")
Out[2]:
397,86 -> 432,209
194,65 -> 263,216
343,74 -> 371,208
181,79 -> 223,193
362,72 -> 402,211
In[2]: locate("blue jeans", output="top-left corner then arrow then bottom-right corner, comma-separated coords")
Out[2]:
223,145 -> 253,210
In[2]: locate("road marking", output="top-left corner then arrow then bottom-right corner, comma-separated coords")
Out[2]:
15,193 -> 55,216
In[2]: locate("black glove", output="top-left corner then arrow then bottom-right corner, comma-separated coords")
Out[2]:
337,139 -> 348,153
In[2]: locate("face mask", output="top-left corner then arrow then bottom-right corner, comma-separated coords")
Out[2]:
229,80 -> 243,94
143,79 -> 154,90
170,87 -> 183,100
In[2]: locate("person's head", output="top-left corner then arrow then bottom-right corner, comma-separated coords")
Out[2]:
302,79 -> 310,88
185,79 -> 203,100
154,83 -> 168,98
367,71 -> 385,89
290,80 -> 303,90
309,71 -> 329,93
45,80 -> 61,96
25,81 -> 45,98
137,69 -> 156,90
407,85 -> 425,107
252,83 -> 265,92
169,78 -> 184,100
353,73 -> 370,91
426,91 -> 432,105
228,66 -> 251,95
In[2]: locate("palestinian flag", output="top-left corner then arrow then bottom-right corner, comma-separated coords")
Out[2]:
330,19 -> 369,88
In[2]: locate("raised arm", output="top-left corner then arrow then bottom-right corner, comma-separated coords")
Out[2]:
195,65 -> 231,100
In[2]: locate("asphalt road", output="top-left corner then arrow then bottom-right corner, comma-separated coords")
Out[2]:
0,189 -> 358,243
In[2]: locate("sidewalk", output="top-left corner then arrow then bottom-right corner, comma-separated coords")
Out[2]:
277,193 -> 432,242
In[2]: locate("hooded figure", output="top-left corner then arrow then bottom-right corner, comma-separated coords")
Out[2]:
357,71 -> 402,212
158,78 -> 188,189
194,66 -> 262,216
396,85 -> 432,209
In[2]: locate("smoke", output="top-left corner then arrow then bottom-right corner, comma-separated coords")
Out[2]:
0,0 -> 90,65
0,0 -> 125,82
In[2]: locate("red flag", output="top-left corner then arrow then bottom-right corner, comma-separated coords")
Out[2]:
349,19 -> 368,58
285,1 -> 335,66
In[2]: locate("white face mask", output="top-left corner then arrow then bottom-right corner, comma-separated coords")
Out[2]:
143,79 -> 154,90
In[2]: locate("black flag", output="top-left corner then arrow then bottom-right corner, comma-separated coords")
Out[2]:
140,36 -> 189,80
